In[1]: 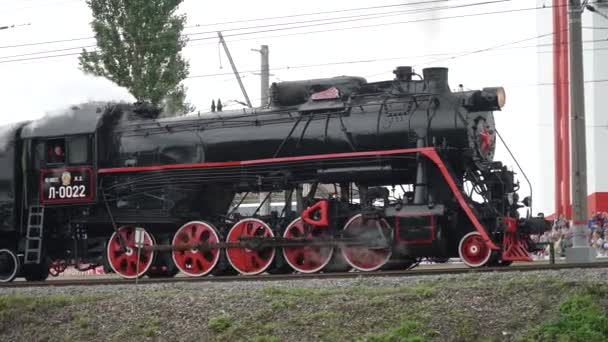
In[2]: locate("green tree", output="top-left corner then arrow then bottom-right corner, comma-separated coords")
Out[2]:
79,0 -> 193,114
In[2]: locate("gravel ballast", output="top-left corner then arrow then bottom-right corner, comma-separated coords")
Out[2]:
1,268 -> 607,341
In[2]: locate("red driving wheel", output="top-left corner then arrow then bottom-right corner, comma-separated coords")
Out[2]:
172,221 -> 221,277
106,226 -> 155,279
341,214 -> 392,272
282,218 -> 334,273
226,218 -> 275,275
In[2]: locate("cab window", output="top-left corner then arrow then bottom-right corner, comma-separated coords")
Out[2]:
46,139 -> 66,165
68,136 -> 89,164
44,136 -> 90,166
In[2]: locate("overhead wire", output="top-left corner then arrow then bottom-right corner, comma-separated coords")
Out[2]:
1,0 -> 605,95
0,0 -> 83,12
413,31 -> 559,68
0,0 -> 505,59
183,0 -> 511,38
0,1 -> 572,65
186,2 -> 556,43
0,0 -> 470,49
192,36 -> 608,81
3,35 -> 604,82
183,0 -> 460,29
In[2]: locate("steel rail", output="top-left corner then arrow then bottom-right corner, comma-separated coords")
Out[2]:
1,261 -> 607,289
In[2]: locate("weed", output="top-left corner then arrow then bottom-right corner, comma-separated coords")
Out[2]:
263,287 -> 335,301
455,317 -> 478,341
252,335 -> 280,342
362,319 -> 426,342
209,313 -> 232,334
527,290 -> 608,341
142,317 -> 161,338
0,293 -> 75,329
270,296 -> 297,310
0,293 -> 70,312
77,317 -> 90,329
406,285 -> 437,298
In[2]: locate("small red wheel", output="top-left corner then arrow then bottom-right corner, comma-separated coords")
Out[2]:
282,218 -> 334,273
458,232 -> 492,267
106,226 -> 155,279
172,221 -> 221,277
341,214 -> 392,272
226,218 -> 275,275
49,260 -> 67,277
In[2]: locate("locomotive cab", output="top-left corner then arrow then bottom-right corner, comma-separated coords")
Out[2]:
19,104 -> 104,207
35,135 -> 96,205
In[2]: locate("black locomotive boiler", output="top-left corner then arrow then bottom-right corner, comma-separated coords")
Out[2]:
0,66 -> 548,281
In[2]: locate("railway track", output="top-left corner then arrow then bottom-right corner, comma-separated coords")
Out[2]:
1,261 -> 607,289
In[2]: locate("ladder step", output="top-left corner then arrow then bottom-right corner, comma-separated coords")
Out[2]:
27,228 -> 42,238
28,218 -> 42,226
24,206 -> 45,265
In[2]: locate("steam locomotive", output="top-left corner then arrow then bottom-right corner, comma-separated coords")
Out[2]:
0,66 -> 548,281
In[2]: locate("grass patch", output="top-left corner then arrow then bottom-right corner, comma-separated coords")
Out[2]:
259,284 -> 439,341
405,285 -> 437,298
0,293 -> 70,312
455,316 -> 478,341
0,293 -> 73,327
251,336 -> 280,342
362,319 -> 426,342
263,287 -> 336,302
109,317 -> 162,341
350,283 -> 438,299
0,293 -> 102,341
209,313 -> 233,334
525,288 -> 608,341
262,283 -> 438,302
72,313 -> 97,338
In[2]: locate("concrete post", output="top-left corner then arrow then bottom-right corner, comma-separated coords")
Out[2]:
565,0 -> 596,262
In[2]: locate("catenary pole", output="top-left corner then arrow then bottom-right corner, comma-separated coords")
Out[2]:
252,45 -> 272,215
260,45 -> 270,107
565,0 -> 596,262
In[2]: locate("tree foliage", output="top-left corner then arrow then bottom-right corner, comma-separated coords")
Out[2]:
79,0 -> 193,114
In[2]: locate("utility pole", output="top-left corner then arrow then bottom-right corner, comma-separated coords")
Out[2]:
252,45 -> 272,215
261,45 -> 269,108
252,45 -> 270,107
565,0 -> 596,262
217,31 -> 252,108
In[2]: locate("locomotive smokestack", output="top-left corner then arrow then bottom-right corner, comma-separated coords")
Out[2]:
423,67 -> 450,93
393,66 -> 413,81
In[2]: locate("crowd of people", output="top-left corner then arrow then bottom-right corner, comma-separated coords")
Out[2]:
532,212 -> 608,258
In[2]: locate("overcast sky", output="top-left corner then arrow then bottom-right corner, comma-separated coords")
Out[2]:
0,0 -> 593,214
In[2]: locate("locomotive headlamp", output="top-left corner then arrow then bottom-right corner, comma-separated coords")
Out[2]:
463,87 -> 506,112
486,87 -> 506,109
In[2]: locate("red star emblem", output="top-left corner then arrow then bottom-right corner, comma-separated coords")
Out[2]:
479,127 -> 491,153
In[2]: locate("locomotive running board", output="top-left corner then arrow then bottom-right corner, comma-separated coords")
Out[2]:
98,147 -> 500,250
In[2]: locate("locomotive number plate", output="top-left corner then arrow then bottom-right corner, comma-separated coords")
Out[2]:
40,168 -> 95,204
